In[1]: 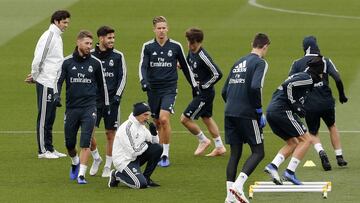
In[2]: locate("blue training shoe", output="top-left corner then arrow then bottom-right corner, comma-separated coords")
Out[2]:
77,175 -> 87,184
283,170 -> 302,185
158,156 -> 170,167
70,164 -> 80,180
264,164 -> 282,185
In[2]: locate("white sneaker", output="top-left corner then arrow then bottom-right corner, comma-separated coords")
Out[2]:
89,157 -> 103,176
229,187 -> 249,203
101,167 -> 111,178
194,138 -> 211,155
38,151 -> 59,159
52,149 -> 67,158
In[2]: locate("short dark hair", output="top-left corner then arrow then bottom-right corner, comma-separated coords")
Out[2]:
77,30 -> 93,40
50,10 -> 71,24
185,28 -> 204,44
252,33 -> 270,48
97,26 -> 115,37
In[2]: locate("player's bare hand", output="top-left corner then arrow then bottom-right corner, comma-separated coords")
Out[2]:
24,74 -> 35,84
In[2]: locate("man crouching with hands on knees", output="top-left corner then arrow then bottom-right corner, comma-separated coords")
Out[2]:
108,102 -> 163,189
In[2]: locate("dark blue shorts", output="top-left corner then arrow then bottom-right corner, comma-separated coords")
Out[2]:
147,88 -> 177,119
267,110 -> 307,141
225,116 -> 263,145
64,106 -> 97,149
305,108 -> 335,135
95,103 -> 120,130
183,89 -> 214,120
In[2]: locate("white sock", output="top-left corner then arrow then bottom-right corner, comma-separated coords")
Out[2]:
335,149 -> 343,156
287,157 -> 301,172
91,148 -> 101,160
162,144 -> 170,157
314,143 -> 324,153
196,131 -> 207,142
213,136 -> 224,148
226,181 -> 234,199
78,164 -> 87,177
105,155 -> 112,168
71,155 -> 79,165
233,172 -> 248,192
271,153 -> 285,168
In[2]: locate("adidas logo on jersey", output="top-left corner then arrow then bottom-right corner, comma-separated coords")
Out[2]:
152,51 -> 157,55
72,66 -> 77,70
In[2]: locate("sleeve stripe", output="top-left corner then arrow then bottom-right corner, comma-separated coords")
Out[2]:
287,78 -> 313,103
199,50 -> 219,88
125,122 -> 147,152
170,39 -> 198,87
38,31 -> 54,73
92,55 -> 109,105
115,51 -> 127,96
138,39 -> 154,81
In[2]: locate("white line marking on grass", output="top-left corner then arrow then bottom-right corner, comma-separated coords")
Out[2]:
1,130 -> 359,134
248,0 -> 360,20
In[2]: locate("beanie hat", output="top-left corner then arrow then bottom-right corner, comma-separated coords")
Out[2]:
133,102 -> 151,116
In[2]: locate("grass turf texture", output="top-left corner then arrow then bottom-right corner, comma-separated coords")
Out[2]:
0,0 -> 359,202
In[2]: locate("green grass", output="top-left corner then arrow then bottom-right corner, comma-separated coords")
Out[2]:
0,0 -> 359,202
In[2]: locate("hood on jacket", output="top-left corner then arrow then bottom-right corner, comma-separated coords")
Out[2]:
303,36 -> 320,55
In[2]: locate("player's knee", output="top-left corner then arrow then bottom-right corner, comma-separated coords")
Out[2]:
158,116 -> 169,126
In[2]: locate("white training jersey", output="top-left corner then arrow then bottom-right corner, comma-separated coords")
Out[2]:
112,113 -> 158,172
31,24 -> 64,88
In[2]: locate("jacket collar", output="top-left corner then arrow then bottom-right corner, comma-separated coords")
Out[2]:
128,113 -> 142,126
94,43 -> 113,59
72,47 -> 91,62
49,24 -> 63,36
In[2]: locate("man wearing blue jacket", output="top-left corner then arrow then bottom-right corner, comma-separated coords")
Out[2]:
139,16 -> 199,167
289,36 -> 348,171
89,26 -> 127,178
55,30 -> 109,184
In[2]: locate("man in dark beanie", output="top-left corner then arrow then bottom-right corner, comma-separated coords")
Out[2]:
289,36 -> 348,171
108,102 -> 163,189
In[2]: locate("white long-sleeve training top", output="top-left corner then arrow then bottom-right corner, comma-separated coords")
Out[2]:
112,113 -> 159,172
31,24 -> 64,88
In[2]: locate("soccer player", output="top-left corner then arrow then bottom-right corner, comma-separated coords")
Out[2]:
180,27 -> 226,156
223,33 -> 270,203
108,102 -> 162,189
264,56 -> 324,185
25,10 -> 70,159
289,36 -> 348,171
89,26 -> 127,178
55,30 -> 109,184
139,16 -> 199,167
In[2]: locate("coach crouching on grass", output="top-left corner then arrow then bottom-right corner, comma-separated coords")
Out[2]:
108,102 -> 162,189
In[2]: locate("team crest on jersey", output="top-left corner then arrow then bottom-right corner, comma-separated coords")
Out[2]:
109,59 -> 114,67
193,62 -> 197,68
92,112 -> 97,118
132,168 -> 139,175
88,66 -> 93,73
167,50 -> 173,57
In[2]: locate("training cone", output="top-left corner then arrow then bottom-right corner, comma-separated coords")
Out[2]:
303,160 -> 316,167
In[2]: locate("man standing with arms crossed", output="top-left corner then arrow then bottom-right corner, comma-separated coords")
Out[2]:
25,10 -> 70,159
139,16 -> 199,167
89,26 -> 127,177
223,33 -> 270,203
55,30 -> 109,184
180,27 -> 226,157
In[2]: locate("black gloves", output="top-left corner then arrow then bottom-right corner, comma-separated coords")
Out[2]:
339,94 -> 348,104
291,103 -> 306,118
113,95 -> 121,105
148,122 -> 157,136
255,108 -> 266,128
53,93 -> 62,107
141,80 -> 151,92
